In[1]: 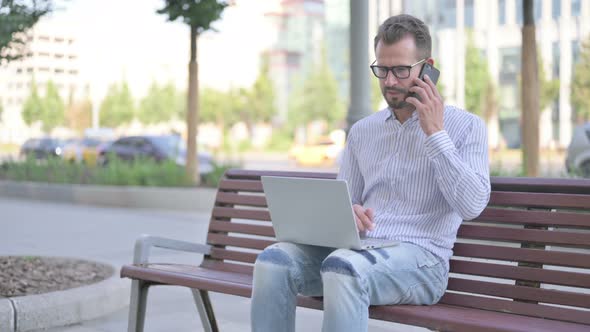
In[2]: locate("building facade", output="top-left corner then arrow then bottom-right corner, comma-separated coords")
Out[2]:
0,20 -> 82,144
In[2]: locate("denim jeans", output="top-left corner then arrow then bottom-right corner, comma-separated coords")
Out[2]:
250,242 -> 448,332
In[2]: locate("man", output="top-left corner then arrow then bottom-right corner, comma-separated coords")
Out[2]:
251,14 -> 490,332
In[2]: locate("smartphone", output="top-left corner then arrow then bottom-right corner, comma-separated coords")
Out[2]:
418,62 -> 440,85
407,63 -> 440,100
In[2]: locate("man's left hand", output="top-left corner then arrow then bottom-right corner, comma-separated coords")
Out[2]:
405,75 -> 444,136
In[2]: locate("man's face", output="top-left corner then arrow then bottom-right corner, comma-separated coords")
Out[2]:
374,36 -> 424,110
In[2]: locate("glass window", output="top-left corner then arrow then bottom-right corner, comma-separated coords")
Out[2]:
499,0 -> 506,25
440,0 -> 456,28
552,0 -> 561,20
572,0 -> 581,16
465,0 -> 474,28
552,41 -> 560,78
516,0 -> 523,25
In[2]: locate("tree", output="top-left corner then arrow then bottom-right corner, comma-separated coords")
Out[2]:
288,53 -> 346,137
521,0 -> 540,176
464,31 -> 491,118
21,79 -> 43,127
40,80 -> 64,132
0,0 -> 52,64
200,87 -> 236,129
138,81 -> 183,125
99,81 -> 135,128
65,86 -> 92,134
245,54 -> 276,126
572,36 -> 590,123
157,0 -> 228,185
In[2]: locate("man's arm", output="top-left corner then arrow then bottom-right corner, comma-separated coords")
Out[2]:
425,117 -> 491,220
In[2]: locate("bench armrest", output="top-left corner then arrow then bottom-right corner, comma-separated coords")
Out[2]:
133,234 -> 212,264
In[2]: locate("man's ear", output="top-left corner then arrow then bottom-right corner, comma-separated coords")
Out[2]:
427,58 -> 435,66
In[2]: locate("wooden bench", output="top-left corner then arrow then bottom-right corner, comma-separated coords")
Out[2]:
121,169 -> 590,332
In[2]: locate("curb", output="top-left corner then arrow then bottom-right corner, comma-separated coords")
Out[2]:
0,180 -> 217,212
4,261 -> 129,332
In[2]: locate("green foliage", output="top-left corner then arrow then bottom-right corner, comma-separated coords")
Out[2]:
202,160 -> 241,187
40,80 -> 65,132
464,31 -> 491,117
99,81 -> 135,127
572,36 -> 590,122
264,129 -> 294,152
0,0 -> 52,64
200,87 -> 238,128
538,53 -> 559,111
138,82 -> 184,124
371,75 -> 382,111
0,156 -> 236,187
21,79 -> 42,126
157,0 -> 227,31
245,54 -> 276,123
288,50 -> 346,130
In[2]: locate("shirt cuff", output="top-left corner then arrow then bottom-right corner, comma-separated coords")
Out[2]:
425,130 -> 455,159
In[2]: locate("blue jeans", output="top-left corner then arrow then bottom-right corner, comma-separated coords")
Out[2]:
250,242 -> 448,332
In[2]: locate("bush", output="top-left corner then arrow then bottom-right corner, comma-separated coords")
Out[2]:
0,157 -> 238,188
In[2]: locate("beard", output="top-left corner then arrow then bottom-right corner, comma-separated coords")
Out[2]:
382,86 -> 412,109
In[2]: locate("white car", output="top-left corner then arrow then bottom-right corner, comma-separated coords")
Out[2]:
565,122 -> 590,177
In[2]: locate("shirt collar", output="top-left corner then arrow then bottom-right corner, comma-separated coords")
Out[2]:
384,107 -> 419,123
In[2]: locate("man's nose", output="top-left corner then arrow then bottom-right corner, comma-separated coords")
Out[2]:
384,70 -> 398,86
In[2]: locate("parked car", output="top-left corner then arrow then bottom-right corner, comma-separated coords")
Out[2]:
20,138 -> 65,160
97,134 -> 214,176
565,122 -> 590,177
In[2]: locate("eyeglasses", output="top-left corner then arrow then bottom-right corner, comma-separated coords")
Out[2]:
370,58 -> 427,79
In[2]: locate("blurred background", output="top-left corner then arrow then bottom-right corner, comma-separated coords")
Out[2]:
1,0 -> 590,185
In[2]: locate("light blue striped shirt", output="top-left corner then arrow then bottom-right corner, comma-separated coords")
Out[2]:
338,105 -> 491,271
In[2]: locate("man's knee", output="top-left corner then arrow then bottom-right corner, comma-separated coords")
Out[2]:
320,256 -> 359,278
256,243 -> 295,267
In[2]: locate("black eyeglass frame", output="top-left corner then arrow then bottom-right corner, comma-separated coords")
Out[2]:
370,58 -> 427,79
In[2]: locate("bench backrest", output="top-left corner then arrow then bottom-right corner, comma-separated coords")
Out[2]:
204,169 -> 590,326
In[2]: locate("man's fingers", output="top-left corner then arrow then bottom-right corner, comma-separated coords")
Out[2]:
353,204 -> 375,232
354,215 -> 365,232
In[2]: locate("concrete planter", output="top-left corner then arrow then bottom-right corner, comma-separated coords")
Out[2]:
0,180 -> 217,212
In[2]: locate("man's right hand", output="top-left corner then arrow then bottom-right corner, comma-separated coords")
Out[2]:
352,204 -> 375,232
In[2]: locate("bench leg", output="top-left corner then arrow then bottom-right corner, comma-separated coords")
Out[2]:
128,280 -> 150,332
191,289 -> 219,332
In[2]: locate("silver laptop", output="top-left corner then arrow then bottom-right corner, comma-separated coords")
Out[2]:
261,176 -> 399,250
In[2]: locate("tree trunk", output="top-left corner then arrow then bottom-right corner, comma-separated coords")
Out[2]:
187,26 -> 200,185
521,0 -> 539,177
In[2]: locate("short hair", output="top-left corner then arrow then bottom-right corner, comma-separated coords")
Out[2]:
373,14 -> 432,60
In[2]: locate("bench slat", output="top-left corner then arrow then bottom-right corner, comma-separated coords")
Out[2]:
457,224 -> 590,247
218,179 -> 263,192
475,208 -> 590,228
210,247 -> 258,264
215,192 -> 267,207
439,292 -> 590,325
447,277 -> 590,309
450,259 -> 590,288
207,233 -> 274,251
212,207 -> 271,221
453,243 -> 590,268
208,220 -> 275,237
489,191 -> 590,210
201,260 -> 254,275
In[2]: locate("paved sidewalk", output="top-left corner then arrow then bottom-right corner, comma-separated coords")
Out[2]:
0,197 -> 426,332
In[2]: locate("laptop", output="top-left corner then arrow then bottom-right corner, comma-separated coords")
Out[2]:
261,176 -> 399,250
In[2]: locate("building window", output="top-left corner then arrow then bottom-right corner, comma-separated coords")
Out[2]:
38,52 -> 50,57
16,68 -> 22,73
552,41 -> 560,78
54,37 -> 64,43
38,67 -> 50,72
516,0 -> 523,25
54,53 -> 64,59
465,0 -> 474,28
54,68 -> 64,74
68,55 -> 77,60
26,68 -> 33,73
38,35 -> 50,41
440,0 -> 456,28
68,69 -> 78,75
499,0 -> 506,25
572,0 -> 581,16
552,0 -> 561,20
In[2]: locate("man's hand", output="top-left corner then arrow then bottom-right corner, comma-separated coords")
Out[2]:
353,204 -> 374,232
405,75 -> 444,136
